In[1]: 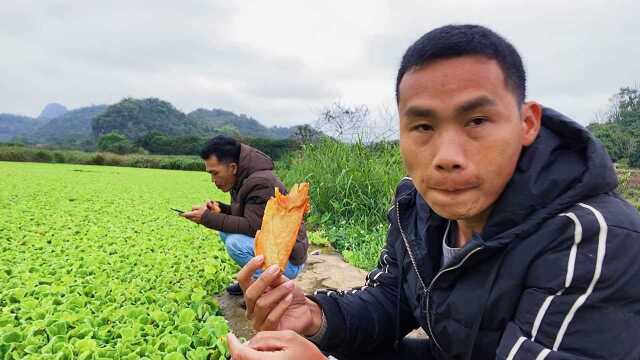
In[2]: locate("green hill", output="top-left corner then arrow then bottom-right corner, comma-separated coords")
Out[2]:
30,105 -> 108,146
0,114 -> 44,142
92,98 -> 200,140
188,108 -> 296,139
0,98 -> 315,151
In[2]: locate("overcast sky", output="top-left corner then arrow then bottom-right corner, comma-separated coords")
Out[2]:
1,0 -> 638,128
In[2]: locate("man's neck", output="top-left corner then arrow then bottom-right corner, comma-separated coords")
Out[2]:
454,209 -> 492,248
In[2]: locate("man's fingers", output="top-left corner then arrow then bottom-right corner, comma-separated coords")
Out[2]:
237,256 -> 265,292
228,333 -> 267,360
244,265 -> 282,319
227,332 -> 243,353
246,330 -> 298,352
251,281 -> 295,329
257,292 -> 294,331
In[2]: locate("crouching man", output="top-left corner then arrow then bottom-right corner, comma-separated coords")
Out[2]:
183,136 -> 308,295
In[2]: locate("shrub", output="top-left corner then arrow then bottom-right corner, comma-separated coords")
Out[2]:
278,139 -> 404,269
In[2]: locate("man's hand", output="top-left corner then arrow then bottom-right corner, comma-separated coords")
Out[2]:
207,201 -> 222,214
182,202 -> 208,224
227,331 -> 327,360
239,256 -> 323,335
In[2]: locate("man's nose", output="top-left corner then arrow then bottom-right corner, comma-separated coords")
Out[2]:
433,131 -> 466,172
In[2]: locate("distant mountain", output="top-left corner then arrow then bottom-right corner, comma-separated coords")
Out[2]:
30,105 -> 108,145
0,114 -> 43,142
0,97 -> 314,148
38,103 -> 68,120
188,108 -> 297,139
92,98 -> 200,140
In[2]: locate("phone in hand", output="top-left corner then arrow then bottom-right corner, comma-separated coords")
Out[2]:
171,208 -> 186,215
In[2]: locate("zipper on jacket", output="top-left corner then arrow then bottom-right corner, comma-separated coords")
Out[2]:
425,246 -> 483,352
395,200 -> 484,353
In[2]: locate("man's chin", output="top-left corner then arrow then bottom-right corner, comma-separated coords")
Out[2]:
425,198 -> 484,221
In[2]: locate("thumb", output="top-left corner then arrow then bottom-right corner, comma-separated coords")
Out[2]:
227,333 -> 243,353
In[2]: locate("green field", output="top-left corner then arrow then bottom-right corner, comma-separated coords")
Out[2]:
0,162 -> 236,360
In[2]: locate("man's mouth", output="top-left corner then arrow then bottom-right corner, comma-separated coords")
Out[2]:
432,187 -> 474,194
428,182 -> 480,194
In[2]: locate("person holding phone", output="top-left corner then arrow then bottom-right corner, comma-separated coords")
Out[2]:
181,136 -> 309,295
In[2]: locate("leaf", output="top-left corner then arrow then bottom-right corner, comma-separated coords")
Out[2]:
177,309 -> 195,325
177,325 -> 194,337
46,321 -> 68,337
164,352 -> 186,360
75,338 -> 97,354
68,325 -> 93,339
1,331 -> 24,344
151,311 -> 169,324
190,288 -> 206,302
205,317 -> 228,338
186,347 -> 209,360
176,334 -> 191,347
119,327 -> 136,340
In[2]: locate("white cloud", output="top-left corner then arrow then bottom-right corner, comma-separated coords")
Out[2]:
1,0 -> 638,126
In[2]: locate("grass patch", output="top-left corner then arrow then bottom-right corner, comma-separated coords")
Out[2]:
278,139 -> 404,270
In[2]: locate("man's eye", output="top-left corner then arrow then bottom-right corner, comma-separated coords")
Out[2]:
468,117 -> 488,127
413,124 -> 434,132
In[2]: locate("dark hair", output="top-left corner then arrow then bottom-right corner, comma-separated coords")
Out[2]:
200,135 -> 241,163
396,24 -> 526,104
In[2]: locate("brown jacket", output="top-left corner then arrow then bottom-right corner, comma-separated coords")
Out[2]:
201,144 -> 309,265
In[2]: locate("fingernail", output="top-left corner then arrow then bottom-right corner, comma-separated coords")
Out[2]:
285,293 -> 293,302
266,265 -> 279,274
283,280 -> 294,289
254,255 -> 264,263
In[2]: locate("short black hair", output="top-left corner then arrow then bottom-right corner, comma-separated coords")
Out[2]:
200,135 -> 241,163
396,24 -> 526,105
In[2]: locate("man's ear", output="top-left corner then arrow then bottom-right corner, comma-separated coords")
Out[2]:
521,101 -> 542,146
231,163 -> 238,175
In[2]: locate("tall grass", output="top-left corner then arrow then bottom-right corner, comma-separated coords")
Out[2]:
0,145 -> 204,171
278,139 -> 405,269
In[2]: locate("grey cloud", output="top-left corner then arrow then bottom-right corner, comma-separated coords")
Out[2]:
0,0 -> 638,127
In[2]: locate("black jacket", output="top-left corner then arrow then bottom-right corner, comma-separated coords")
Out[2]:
310,108 -> 640,359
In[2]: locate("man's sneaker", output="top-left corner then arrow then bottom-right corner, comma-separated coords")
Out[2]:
226,282 -> 243,296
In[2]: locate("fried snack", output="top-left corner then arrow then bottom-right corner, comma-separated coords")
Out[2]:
255,183 -> 310,272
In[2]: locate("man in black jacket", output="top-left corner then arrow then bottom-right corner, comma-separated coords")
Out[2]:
228,25 -> 640,359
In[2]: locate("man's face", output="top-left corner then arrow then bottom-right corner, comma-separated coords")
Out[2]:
398,56 -> 540,223
204,155 -> 237,193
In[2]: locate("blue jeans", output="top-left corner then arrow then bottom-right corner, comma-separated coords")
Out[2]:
219,232 -> 304,279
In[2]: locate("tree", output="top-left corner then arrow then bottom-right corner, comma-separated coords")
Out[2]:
97,132 -> 136,154
587,122 -> 635,162
589,85 -> 640,165
315,102 -> 369,141
291,125 -> 324,145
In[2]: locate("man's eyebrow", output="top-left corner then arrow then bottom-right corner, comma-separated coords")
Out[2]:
456,96 -> 496,115
404,106 -> 437,119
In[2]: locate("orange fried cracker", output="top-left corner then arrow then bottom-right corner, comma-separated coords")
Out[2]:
255,182 -> 310,272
